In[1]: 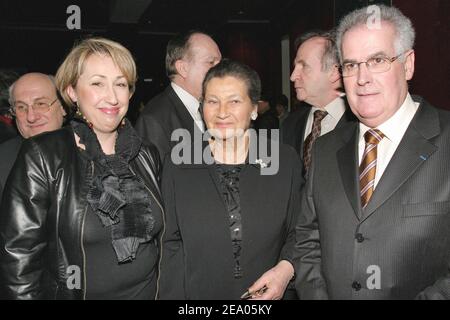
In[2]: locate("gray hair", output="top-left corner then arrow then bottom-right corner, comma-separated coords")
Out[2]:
294,30 -> 339,71
336,5 -> 415,63
8,74 -> 56,106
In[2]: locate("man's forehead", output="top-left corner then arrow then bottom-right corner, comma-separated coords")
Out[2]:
13,79 -> 55,100
342,23 -> 396,57
343,21 -> 396,43
297,38 -> 325,58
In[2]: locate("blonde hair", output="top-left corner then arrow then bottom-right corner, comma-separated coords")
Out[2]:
55,37 -> 137,110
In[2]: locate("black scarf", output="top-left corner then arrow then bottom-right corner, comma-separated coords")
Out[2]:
71,118 -> 155,263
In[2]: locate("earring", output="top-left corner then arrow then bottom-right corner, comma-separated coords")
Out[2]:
75,103 -> 93,129
251,112 -> 257,120
120,118 -> 126,128
75,103 -> 83,117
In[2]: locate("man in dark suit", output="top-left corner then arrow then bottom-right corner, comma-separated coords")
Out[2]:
293,5 -> 450,299
0,73 -> 65,198
253,93 -> 279,140
135,30 -> 221,160
283,30 -> 355,176
0,120 -> 16,144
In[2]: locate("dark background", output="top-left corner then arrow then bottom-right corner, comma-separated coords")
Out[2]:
0,0 -> 448,122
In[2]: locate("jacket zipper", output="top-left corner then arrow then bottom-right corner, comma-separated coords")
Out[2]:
80,160 -> 94,300
129,167 -> 166,300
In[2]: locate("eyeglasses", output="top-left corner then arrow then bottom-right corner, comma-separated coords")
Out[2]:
10,98 -> 59,116
340,51 -> 409,77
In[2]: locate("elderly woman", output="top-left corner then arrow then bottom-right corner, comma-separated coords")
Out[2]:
0,38 -> 163,299
159,59 -> 303,300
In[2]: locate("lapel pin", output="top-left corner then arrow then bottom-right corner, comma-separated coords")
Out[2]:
419,155 -> 427,161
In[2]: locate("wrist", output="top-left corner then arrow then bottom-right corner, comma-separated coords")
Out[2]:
278,260 -> 295,282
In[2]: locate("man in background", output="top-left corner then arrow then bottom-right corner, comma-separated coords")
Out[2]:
275,94 -> 289,128
0,72 -> 66,197
135,30 -> 221,161
283,30 -> 355,177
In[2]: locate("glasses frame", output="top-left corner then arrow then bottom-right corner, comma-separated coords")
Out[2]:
10,98 -> 59,117
339,50 -> 411,78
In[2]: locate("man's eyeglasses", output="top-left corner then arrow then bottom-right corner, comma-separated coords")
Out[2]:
10,98 -> 59,116
340,51 -> 410,77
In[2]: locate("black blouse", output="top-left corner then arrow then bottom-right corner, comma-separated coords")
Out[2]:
84,200 -> 162,300
215,164 -> 244,279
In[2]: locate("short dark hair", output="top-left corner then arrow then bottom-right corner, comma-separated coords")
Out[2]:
294,30 -> 338,71
165,29 -> 213,80
0,70 -> 19,114
202,59 -> 261,105
275,94 -> 288,109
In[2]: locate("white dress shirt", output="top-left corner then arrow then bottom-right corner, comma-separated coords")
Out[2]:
358,93 -> 419,188
303,94 -> 347,141
171,82 -> 205,132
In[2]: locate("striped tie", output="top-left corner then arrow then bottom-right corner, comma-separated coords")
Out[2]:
303,110 -> 328,175
359,129 -> 385,209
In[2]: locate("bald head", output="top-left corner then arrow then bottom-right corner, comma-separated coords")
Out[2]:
166,31 -> 221,99
10,72 -> 66,138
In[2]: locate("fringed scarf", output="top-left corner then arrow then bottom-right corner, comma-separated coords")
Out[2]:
71,118 -> 156,263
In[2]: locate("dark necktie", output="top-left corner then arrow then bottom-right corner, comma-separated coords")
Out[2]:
359,129 -> 385,209
303,110 -> 328,174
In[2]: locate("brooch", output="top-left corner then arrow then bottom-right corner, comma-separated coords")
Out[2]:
255,158 -> 268,168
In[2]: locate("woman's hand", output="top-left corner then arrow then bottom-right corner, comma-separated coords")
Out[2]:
243,260 -> 294,300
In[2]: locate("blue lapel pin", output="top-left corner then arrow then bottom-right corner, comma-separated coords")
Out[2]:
419,155 -> 427,161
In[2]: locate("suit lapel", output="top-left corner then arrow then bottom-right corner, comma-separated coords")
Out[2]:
336,108 -> 357,129
294,107 -> 311,160
295,100 -> 355,159
362,101 -> 440,220
337,123 -> 362,219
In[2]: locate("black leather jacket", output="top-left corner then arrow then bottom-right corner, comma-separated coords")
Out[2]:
0,126 -> 164,299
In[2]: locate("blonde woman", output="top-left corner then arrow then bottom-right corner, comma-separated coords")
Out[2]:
0,38 -> 163,300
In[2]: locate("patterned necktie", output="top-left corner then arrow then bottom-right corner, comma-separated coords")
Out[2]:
359,129 -> 385,209
303,110 -> 328,174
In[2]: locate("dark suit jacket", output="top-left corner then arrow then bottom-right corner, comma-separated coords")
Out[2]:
135,85 -> 201,162
293,96 -> 450,299
254,110 -> 280,131
0,121 -> 17,144
159,143 -> 304,300
282,99 -> 356,161
0,136 -> 23,199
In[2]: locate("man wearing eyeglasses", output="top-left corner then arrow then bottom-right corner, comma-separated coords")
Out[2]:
291,5 -> 450,299
0,73 -> 66,198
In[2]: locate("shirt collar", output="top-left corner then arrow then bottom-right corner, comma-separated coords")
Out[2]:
311,94 -> 346,121
171,82 -> 200,112
359,93 -> 419,143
